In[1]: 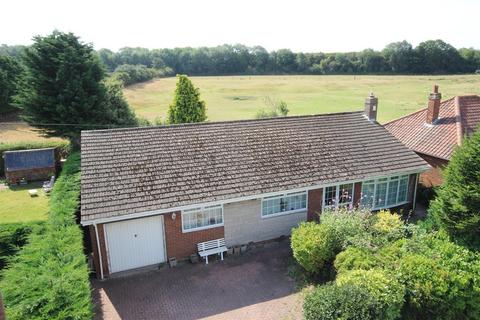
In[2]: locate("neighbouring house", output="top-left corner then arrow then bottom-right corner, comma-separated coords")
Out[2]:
81,93 -> 429,278
384,86 -> 480,187
3,148 -> 57,184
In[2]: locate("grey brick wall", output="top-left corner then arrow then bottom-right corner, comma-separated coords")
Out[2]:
224,199 -> 307,247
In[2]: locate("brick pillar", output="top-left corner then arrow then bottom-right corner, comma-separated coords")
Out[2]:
307,188 -> 323,221
353,182 -> 362,207
89,224 -> 110,278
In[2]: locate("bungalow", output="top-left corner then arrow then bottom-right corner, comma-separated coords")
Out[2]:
384,86 -> 480,187
81,93 -> 429,278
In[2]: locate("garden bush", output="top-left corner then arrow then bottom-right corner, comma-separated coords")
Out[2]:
291,210 -> 367,274
304,283 -> 382,320
0,152 -> 93,319
336,269 -> 405,320
334,247 -> 378,274
0,140 -> 70,177
397,232 -> 480,319
297,206 -> 480,319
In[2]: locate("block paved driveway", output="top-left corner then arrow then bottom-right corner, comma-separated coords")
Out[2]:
92,239 -> 303,320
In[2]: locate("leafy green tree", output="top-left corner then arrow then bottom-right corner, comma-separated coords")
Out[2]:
459,47 -> 480,73
16,31 -> 137,149
0,45 -> 27,58
382,41 -> 414,73
97,48 -> 117,71
429,130 -> 480,248
0,55 -> 21,114
272,49 -> 297,73
167,75 -> 206,124
415,39 -> 464,73
103,80 -> 138,127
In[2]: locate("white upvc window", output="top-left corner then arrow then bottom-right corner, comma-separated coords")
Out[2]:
182,204 -> 223,232
261,191 -> 307,217
323,183 -> 354,210
360,175 -> 409,210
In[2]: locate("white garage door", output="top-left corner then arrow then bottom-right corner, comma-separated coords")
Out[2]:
105,215 -> 166,273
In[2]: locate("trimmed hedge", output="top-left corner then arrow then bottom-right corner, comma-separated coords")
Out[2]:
304,283 -> 384,320
0,140 -> 70,177
0,222 -> 44,270
0,152 -> 93,319
336,269 -> 405,320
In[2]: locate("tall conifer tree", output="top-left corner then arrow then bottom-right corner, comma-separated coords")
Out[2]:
17,31 -> 137,148
167,75 -> 206,124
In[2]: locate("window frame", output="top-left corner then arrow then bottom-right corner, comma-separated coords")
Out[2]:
261,191 -> 308,219
181,204 -> 224,233
360,175 -> 410,210
322,183 -> 355,211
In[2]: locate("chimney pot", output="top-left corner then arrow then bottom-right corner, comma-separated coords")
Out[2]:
426,85 -> 441,124
364,93 -> 378,122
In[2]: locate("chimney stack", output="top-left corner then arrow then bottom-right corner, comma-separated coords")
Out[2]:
426,85 -> 441,124
364,92 -> 378,122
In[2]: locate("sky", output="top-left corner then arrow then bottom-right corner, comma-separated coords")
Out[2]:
1,0 -> 479,52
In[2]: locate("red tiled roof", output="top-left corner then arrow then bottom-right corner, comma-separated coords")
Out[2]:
384,95 -> 480,160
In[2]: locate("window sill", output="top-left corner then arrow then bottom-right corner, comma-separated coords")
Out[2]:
323,203 -> 353,211
369,201 -> 409,211
261,209 -> 307,219
182,223 -> 224,233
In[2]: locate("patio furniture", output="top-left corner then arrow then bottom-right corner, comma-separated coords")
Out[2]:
28,189 -> 38,197
43,176 -> 55,193
197,238 -> 227,265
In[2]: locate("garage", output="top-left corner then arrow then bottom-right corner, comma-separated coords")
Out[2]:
104,215 -> 166,273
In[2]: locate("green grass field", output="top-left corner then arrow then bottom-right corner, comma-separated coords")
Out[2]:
0,182 -> 49,223
124,75 -> 480,123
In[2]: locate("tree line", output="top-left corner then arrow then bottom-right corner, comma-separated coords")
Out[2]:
94,40 -> 480,75
0,31 -> 208,149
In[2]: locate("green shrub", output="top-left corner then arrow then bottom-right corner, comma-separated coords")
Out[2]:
371,210 -> 403,234
336,269 -> 405,320
398,232 -> 480,319
304,283 -> 382,320
0,222 -> 44,270
0,140 -> 70,177
0,152 -> 93,319
291,222 -> 333,273
291,210 -> 367,274
429,129 -> 480,249
334,247 -> 378,274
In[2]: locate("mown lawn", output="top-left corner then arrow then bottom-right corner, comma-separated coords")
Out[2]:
124,74 -> 480,123
0,182 -> 49,223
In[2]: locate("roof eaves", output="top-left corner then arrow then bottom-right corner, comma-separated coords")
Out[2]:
415,150 -> 451,161
454,96 -> 464,146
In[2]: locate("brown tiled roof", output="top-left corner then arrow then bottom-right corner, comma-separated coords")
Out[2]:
81,112 -> 429,223
384,95 -> 480,160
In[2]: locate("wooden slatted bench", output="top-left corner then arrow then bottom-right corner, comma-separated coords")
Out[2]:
197,238 -> 228,265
